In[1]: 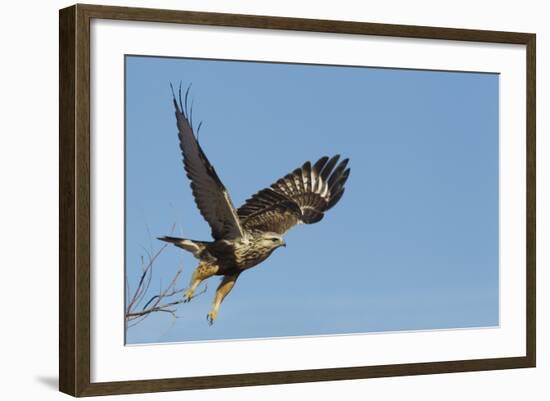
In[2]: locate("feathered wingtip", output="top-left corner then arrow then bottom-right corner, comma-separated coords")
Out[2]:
169,81 -> 186,113
312,154 -> 350,211
169,82 -> 203,138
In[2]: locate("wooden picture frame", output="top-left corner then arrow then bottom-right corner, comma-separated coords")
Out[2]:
59,3 -> 536,396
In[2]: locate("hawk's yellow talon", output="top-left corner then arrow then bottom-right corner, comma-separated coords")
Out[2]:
207,310 -> 217,325
183,289 -> 194,302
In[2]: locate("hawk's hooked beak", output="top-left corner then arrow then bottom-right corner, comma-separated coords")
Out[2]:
281,241 -> 287,248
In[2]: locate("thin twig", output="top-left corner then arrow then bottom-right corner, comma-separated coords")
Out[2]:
126,243 -> 168,314
127,284 -> 208,321
125,223 -> 207,330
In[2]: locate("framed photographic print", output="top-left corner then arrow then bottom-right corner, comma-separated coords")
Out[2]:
59,4 -> 536,397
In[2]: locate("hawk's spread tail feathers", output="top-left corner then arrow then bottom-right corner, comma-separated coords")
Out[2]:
157,236 -> 208,259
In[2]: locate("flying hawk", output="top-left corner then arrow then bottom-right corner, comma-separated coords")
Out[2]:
159,85 -> 350,324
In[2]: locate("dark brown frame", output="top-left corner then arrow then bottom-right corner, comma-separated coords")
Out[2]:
59,3 -> 536,397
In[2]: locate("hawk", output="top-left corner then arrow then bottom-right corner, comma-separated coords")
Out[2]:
159,85 -> 350,324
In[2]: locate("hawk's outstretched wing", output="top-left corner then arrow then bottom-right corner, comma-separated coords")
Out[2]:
172,85 -> 244,240
238,155 -> 350,234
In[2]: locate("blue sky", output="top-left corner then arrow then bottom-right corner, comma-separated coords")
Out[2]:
125,55 -> 499,344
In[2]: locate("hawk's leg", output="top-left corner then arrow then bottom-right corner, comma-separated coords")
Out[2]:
207,274 -> 239,325
183,262 -> 219,302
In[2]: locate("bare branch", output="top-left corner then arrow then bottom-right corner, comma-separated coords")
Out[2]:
126,243 -> 168,315
126,284 -> 207,320
124,223 -> 208,334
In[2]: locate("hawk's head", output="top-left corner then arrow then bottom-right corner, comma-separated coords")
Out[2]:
258,232 -> 286,251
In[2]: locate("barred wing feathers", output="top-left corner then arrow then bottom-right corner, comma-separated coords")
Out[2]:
172,85 -> 244,240
238,155 -> 350,234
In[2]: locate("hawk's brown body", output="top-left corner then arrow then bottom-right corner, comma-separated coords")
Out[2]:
163,230 -> 283,276
159,85 -> 350,324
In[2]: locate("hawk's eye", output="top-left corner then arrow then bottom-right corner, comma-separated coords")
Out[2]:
271,238 -> 278,242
